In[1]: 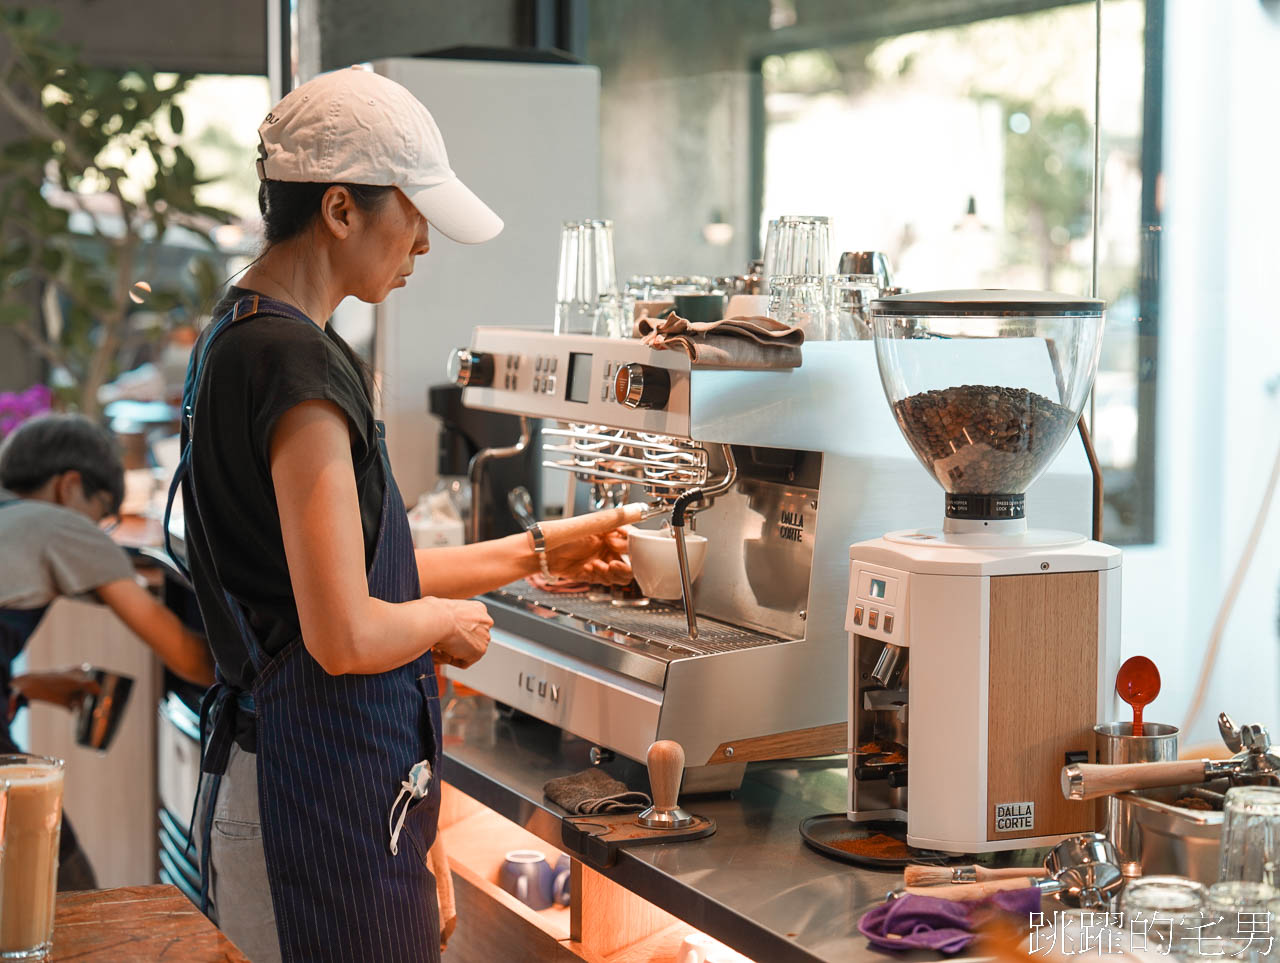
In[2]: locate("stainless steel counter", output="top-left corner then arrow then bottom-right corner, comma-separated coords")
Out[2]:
440,697 -> 954,963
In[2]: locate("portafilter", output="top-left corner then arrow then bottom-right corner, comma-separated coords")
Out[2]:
1062,712 -> 1280,800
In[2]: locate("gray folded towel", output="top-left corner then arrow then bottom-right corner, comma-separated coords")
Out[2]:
544,767 -> 652,815
637,312 -> 804,369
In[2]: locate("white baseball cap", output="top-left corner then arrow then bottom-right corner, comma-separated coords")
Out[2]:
256,66 -> 503,244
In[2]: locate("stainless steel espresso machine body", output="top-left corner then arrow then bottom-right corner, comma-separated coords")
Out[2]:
448,328 -> 1093,790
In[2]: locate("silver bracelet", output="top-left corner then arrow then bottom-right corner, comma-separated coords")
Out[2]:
527,523 -> 553,579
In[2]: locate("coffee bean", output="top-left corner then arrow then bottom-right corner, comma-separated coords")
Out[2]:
893,385 -> 1076,493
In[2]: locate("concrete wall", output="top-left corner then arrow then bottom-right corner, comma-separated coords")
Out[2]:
318,0 -> 520,68
35,0 -> 266,73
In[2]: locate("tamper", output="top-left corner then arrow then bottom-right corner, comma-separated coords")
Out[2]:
636,740 -> 695,830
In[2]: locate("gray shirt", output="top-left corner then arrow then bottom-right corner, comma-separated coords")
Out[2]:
0,488 -> 135,610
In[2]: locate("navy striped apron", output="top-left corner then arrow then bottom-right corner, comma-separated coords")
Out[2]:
169,295 -> 443,961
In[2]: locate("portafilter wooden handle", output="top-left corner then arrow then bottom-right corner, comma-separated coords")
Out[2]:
1061,759 -> 1210,800
903,877 -> 1039,901
647,739 -> 685,812
535,503 -> 650,551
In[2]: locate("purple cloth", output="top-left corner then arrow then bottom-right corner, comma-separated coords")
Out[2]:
858,889 -> 1044,954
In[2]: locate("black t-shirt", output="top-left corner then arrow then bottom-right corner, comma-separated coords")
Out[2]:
183,287 -> 386,689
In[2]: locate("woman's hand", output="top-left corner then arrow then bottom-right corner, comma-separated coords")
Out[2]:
8,669 -> 100,721
432,598 -> 493,669
545,528 -> 632,585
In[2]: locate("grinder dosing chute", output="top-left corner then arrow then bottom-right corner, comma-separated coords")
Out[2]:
871,290 -> 1105,536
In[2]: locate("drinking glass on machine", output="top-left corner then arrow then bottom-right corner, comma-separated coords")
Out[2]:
593,293 -> 636,339
1219,786 -> 1280,885
760,219 -> 780,283
769,275 -> 827,340
0,754 -> 65,961
555,219 -> 617,335
770,215 -> 831,287
824,274 -> 879,340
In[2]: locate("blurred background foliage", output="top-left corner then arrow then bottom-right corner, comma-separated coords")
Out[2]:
0,5 -> 230,418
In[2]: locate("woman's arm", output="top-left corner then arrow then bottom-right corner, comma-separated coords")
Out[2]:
8,668 -> 99,719
95,579 -> 215,685
414,534 -> 536,599
271,400 -> 490,675
416,528 -> 632,599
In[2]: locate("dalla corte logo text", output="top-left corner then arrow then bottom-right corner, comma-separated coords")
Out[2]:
994,801 -> 1034,832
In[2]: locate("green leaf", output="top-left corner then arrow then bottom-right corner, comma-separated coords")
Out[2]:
21,7 -> 61,35
0,302 -> 32,325
39,246 -> 64,274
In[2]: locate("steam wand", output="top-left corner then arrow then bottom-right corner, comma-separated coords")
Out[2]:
669,445 -> 738,640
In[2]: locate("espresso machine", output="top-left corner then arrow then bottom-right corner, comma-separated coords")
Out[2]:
847,290 -> 1121,852
448,326 -> 1095,790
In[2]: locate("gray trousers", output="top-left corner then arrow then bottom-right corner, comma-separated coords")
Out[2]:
197,743 -> 281,963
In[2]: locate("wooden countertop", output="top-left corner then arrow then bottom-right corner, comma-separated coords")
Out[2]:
51,884 -> 249,962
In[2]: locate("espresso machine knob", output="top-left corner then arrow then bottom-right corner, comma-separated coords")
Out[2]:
615,363 -> 670,410
448,348 -> 494,388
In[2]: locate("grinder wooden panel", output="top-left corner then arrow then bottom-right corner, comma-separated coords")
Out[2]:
987,571 -> 1099,841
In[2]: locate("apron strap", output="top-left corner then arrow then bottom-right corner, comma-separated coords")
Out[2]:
163,292 -> 312,918
164,293 -> 313,664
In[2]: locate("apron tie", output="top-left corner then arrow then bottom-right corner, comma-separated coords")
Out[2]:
188,679 -> 255,915
387,759 -> 433,856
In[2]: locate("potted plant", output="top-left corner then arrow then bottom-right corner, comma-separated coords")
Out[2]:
0,6 -> 230,419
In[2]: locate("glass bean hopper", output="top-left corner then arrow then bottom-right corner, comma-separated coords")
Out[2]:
870,289 -> 1105,538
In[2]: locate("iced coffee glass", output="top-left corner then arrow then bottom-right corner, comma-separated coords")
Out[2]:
0,754 -> 64,961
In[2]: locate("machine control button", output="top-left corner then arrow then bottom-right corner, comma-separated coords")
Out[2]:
615,363 -> 671,410
536,356 -> 543,372
550,357 -> 557,372
868,610 -> 879,630
852,606 -> 864,626
601,383 -> 610,401
883,614 -> 894,633
448,348 -> 495,388
545,375 -> 557,394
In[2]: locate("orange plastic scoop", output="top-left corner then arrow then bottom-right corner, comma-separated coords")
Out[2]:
1116,656 -> 1161,736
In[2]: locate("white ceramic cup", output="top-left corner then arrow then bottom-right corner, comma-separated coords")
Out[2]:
626,526 -> 708,600
676,933 -> 719,963
676,932 -> 748,963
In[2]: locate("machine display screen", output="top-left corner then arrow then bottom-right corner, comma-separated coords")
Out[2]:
869,578 -> 887,599
566,352 -> 593,403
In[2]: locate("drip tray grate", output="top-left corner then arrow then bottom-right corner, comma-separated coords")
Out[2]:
492,581 -> 787,657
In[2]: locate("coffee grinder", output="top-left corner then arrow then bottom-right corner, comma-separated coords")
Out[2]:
847,290 -> 1121,853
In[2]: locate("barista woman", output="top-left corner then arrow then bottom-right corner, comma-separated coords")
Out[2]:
178,67 -> 630,962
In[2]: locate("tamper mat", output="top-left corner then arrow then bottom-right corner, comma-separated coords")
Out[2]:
561,812 -> 716,868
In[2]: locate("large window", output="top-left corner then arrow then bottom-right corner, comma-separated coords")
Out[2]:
758,0 -> 1159,544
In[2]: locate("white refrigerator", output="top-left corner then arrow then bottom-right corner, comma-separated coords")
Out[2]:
371,57 -> 600,506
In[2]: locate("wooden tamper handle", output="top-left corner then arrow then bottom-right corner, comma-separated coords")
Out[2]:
1061,759 -> 1212,800
636,740 -> 695,830
534,503 -> 653,552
